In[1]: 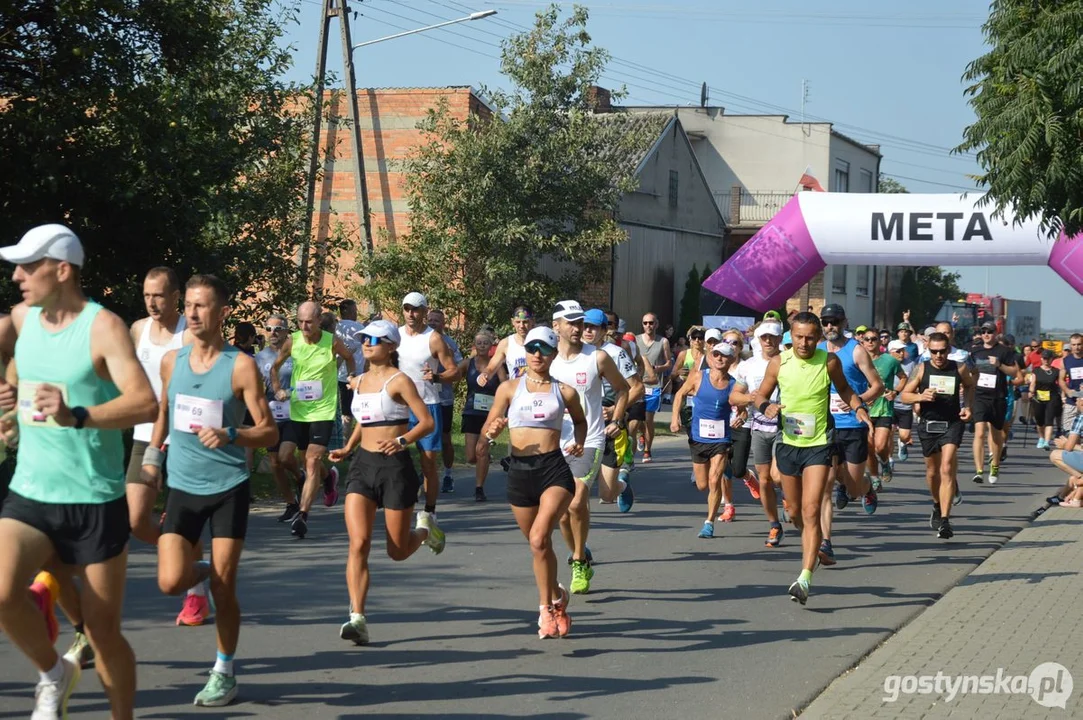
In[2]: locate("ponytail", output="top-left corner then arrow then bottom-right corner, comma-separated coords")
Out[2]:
390,349 -> 400,368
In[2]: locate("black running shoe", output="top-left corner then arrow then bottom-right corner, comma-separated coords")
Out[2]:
277,503 -> 300,523
291,512 -> 308,539
474,486 -> 487,502
937,518 -> 954,540
930,504 -> 942,530
441,475 -> 454,494
788,580 -> 809,605
972,473 -> 984,484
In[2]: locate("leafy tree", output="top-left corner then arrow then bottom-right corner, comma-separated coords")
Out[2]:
0,0 -> 340,320
957,1 -> 1083,236
677,264 -> 700,335
700,265 -> 712,285
898,267 -> 962,328
878,175 -> 909,194
353,5 -> 654,337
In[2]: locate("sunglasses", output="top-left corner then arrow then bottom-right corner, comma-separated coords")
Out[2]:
642,320 -> 656,325
821,318 -> 842,327
403,304 -> 424,313
928,347 -> 949,355
265,325 -> 286,333
524,341 -> 556,357
360,334 -> 391,346
690,333 -> 705,341
981,330 -> 995,335
862,336 -> 879,342
710,350 -> 732,359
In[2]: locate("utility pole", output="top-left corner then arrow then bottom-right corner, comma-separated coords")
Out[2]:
301,0 -> 373,297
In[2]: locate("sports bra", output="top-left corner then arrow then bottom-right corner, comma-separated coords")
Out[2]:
507,376 -> 565,431
351,372 -> 411,427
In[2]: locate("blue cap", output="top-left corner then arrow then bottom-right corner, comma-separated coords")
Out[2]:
583,308 -> 607,327
782,331 -> 792,345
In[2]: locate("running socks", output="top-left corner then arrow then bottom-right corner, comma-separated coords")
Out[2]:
798,568 -> 813,587
189,560 -> 210,596
213,651 -> 234,677
40,658 -> 65,684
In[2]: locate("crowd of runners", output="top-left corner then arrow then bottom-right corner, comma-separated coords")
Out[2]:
0,224 -> 1080,718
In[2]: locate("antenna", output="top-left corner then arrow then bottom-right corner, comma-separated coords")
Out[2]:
700,82 -> 708,108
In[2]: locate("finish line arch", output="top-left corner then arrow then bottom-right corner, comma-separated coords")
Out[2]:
702,192 -> 1083,313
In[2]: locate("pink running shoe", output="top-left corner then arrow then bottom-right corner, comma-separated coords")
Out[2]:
176,594 -> 211,627
719,504 -> 736,522
552,584 -> 572,637
29,571 -> 59,644
743,474 -> 761,501
537,606 -> 559,639
323,466 -> 340,507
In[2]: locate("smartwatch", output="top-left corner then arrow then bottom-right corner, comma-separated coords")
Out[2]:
71,406 -> 89,430
226,427 -> 238,444
396,436 -> 408,447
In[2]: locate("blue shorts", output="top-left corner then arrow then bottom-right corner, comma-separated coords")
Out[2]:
1062,451 -> 1083,474
645,387 -> 662,413
1005,392 -> 1015,422
409,403 -> 443,452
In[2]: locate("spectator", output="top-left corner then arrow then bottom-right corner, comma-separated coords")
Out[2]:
1047,399 -> 1083,506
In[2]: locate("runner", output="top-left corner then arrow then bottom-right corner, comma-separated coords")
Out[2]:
896,320 -> 920,363
479,305 -> 535,383
899,331 -> 975,539
396,293 -> 460,517
335,300 -> 365,436
751,312 -> 872,605
459,330 -> 505,501
861,328 -> 907,487
255,314 -> 303,521
817,304 -> 883,567
1000,334 -> 1025,457
427,308 -> 463,494
607,311 -> 645,470
723,328 -> 761,520
1059,334 -> 1083,434
549,300 -> 630,594
144,274 -> 277,706
328,319 -> 445,647
970,321 -> 1021,484
582,308 -> 640,513
477,325 -> 584,638
0,223 -> 158,719
270,301 -> 356,538
670,340 -> 741,538
888,341 -> 917,462
1031,350 -> 1062,449
635,311 -> 672,463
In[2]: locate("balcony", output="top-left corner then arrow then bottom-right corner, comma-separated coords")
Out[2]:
716,186 -> 794,226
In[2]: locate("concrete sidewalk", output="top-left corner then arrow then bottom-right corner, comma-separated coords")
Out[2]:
801,504 -> 1082,718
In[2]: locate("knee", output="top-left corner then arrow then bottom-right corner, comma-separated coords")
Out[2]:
800,502 -> 820,526
350,535 -> 372,560
157,566 -> 190,596
567,493 -> 588,515
208,573 -> 236,599
528,529 -> 552,557
84,608 -> 123,644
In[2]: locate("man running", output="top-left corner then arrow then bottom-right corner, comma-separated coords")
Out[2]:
145,274 -> 277,706
607,311 -> 645,469
752,312 -> 871,605
635,311 -> 672,463
335,300 -> 365,435
255,314 -> 303,522
397,293 -> 460,517
970,321 -> 1021,484
888,340 -> 918,461
427,308 -> 463,494
1059,333 -> 1083,433
0,224 -> 158,719
549,300 -> 629,594
861,328 -> 907,486
270,301 -> 355,538
899,332 -> 975,540
479,305 -> 535,383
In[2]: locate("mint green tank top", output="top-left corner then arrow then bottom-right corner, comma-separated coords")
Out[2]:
11,303 -> 124,504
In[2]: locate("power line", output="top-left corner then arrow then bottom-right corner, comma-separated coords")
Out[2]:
881,173 -> 978,191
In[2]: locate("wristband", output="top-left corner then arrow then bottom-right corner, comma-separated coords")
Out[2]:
758,400 -> 770,414
226,427 -> 238,444
143,446 -> 165,468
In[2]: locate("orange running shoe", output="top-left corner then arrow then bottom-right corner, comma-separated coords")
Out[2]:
743,474 -> 761,501
176,594 -> 212,626
719,504 -> 736,522
537,606 -> 558,639
552,584 -> 572,638
29,571 -> 59,644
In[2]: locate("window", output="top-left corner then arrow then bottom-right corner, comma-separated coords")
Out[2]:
860,168 -> 874,192
834,159 -> 850,192
856,265 -> 869,297
831,265 -> 848,294
668,170 -> 679,207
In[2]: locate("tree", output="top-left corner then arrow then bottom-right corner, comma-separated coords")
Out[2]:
677,264 -> 700,335
898,267 -> 962,328
957,1 -> 1083,237
878,175 -> 909,194
0,0 -> 340,320
353,5 -> 654,337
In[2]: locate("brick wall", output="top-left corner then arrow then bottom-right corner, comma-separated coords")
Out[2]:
786,269 -> 826,316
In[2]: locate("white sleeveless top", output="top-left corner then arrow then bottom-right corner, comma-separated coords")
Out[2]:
507,376 -> 565,431
351,372 -> 410,426
133,316 -> 186,443
549,344 -> 604,450
505,333 -> 528,379
397,325 -> 440,405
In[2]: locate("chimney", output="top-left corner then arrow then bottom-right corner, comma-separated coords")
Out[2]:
587,85 -> 612,113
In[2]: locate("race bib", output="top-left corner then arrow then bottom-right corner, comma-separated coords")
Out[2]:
928,375 -> 957,395
296,380 -> 323,401
1072,367 -> 1083,381
698,418 -> 726,440
977,373 -> 997,389
269,400 -> 290,421
829,392 -> 850,415
17,380 -> 69,427
783,413 -> 816,438
472,393 -> 494,412
645,385 -> 661,397
1037,389 -> 1052,402
351,392 -> 384,424
516,393 -> 560,423
173,394 -> 223,433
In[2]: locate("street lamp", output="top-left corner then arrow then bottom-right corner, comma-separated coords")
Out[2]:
352,10 -> 498,49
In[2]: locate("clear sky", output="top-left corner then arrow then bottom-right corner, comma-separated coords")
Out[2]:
273,0 -> 1079,329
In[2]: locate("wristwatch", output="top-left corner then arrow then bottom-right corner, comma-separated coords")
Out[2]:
226,427 -> 238,444
71,406 -> 89,430
396,436 -> 408,447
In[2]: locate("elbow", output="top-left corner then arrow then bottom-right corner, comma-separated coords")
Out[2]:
140,396 -> 160,424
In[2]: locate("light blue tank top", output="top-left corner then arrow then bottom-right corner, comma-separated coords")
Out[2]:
818,337 -> 868,430
690,369 -> 734,444
166,345 -> 248,495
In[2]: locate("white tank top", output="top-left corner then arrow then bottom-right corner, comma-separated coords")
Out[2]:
397,325 -> 440,405
133,316 -> 187,443
549,344 -> 605,449
351,372 -> 410,426
507,376 -> 565,431
505,333 -> 528,379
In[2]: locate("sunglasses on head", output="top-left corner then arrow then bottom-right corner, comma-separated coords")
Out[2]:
360,334 -> 390,346
524,341 -> 556,357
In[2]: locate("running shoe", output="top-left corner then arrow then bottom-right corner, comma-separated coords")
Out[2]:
1047,495 -> 1063,505
788,579 -> 810,606
552,584 -> 572,637
500,456 -> 512,472
176,593 -> 212,627
833,482 -> 849,510
642,451 -> 652,464
570,560 -> 594,594
765,523 -> 783,548
743,472 -> 761,500
953,485 -> 963,506
193,670 -> 238,707
339,614 -> 369,645
441,474 -> 454,494
475,486 -> 487,502
617,475 -> 634,513
566,547 -> 593,566
881,458 -> 894,483
719,504 -> 735,522
32,656 -> 80,720
937,518 -> 954,540
871,477 -> 882,492
322,466 -> 340,507
29,571 -> 59,644
1036,439 -> 1047,450
637,436 -> 645,453
277,502 -> 300,523
698,520 -> 715,539
988,464 -> 999,485
899,443 -> 909,462
537,606 -> 559,639
972,472 -> 984,485
862,488 -> 878,514
291,512 -> 308,539
64,631 -> 95,669
817,540 -> 837,566
930,504 -> 942,530
416,511 -> 446,554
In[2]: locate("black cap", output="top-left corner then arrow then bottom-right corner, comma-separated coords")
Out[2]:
980,321 -> 996,332
820,303 -> 846,321
1042,349 -> 1054,360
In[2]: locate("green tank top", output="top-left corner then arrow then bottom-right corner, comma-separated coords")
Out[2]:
777,347 -> 831,447
11,303 -> 124,504
289,330 -> 337,422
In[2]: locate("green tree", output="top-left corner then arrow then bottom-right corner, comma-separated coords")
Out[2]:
898,267 -> 962,328
957,1 -> 1083,236
353,5 -> 654,336
878,175 -> 909,194
677,264 -> 700,335
0,0 -> 340,320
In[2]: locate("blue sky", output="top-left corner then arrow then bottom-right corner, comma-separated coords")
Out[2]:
274,0 -> 1079,329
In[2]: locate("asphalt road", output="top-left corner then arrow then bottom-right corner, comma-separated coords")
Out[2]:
0,420 -> 1059,719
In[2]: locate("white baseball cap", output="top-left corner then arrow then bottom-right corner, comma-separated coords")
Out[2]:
755,321 -> 784,338
887,340 -> 907,352
705,328 -> 724,343
0,224 -> 85,267
361,319 -> 401,344
710,341 -> 736,357
401,291 -> 428,308
552,300 -> 584,321
525,326 -> 559,348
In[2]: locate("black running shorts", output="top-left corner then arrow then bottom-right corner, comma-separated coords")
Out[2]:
1,492 -> 129,566
162,480 -> 251,544
345,447 -> 421,510
507,450 -> 575,507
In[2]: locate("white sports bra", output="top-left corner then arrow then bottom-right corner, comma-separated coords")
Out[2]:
507,376 -> 565,431
351,372 -> 411,426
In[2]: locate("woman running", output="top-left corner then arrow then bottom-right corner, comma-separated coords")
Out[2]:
1030,349 -> 1061,450
328,320 -> 445,646
459,331 -> 505,501
722,329 -> 759,518
479,326 -> 586,639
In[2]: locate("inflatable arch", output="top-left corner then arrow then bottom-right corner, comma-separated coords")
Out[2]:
702,192 -> 1083,312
